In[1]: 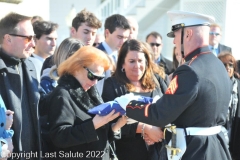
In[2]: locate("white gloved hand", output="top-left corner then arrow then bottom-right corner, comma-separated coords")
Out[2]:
5,110 -> 14,130
152,95 -> 160,103
115,93 -> 141,110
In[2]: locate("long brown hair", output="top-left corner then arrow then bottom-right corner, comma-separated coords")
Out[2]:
114,39 -> 159,91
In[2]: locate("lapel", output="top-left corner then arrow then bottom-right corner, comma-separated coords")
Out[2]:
218,44 -> 224,53
97,43 -> 107,53
22,59 -> 40,135
23,59 -> 40,107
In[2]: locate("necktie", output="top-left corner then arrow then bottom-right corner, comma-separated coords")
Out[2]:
211,47 -> 217,56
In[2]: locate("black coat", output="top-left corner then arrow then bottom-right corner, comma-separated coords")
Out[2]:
0,48 -> 42,159
126,46 -> 232,160
158,55 -> 174,75
46,75 -> 115,160
229,78 -> 240,159
102,75 -> 168,160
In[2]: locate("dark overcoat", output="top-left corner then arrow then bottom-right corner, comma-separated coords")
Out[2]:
46,75 -> 116,160
0,48 -> 42,159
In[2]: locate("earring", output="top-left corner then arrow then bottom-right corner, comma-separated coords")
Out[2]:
121,68 -> 125,72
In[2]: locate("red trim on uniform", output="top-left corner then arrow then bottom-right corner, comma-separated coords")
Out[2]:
126,105 -> 144,109
165,75 -> 179,94
189,51 -> 211,66
184,46 -> 209,58
126,103 -> 151,117
144,104 -> 150,117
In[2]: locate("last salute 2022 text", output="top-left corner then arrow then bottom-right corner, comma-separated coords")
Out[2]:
40,151 -> 105,158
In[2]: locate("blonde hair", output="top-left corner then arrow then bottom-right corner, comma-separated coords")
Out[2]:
210,23 -> 222,31
49,38 -> 84,80
58,46 -> 110,77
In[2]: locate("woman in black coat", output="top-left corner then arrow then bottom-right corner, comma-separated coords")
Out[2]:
218,52 -> 240,160
45,46 -> 124,160
102,39 -> 167,160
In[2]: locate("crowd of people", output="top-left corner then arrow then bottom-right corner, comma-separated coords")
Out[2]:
0,7 -> 239,160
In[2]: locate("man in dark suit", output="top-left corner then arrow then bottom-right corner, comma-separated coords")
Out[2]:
146,31 -> 174,75
209,23 -> 232,56
96,14 -> 130,95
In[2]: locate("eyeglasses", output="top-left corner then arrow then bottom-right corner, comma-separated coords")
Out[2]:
209,32 -> 220,36
84,67 -> 105,81
150,43 -> 161,47
93,43 -> 100,47
223,63 -> 234,68
9,34 -> 34,42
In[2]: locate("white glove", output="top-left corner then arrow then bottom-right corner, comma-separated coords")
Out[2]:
5,110 -> 14,130
115,93 -> 141,110
152,95 -> 160,103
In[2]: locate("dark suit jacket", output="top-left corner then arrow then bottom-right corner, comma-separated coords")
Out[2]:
97,43 -> 107,53
229,78 -> 240,159
219,43 -> 232,54
158,55 -> 174,75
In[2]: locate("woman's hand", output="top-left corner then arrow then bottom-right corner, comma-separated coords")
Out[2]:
143,134 -> 155,145
5,110 -> 14,130
92,110 -> 119,129
144,124 -> 163,143
112,115 -> 128,132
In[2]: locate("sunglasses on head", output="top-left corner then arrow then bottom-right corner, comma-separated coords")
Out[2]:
9,33 -> 34,42
209,32 -> 220,36
150,43 -> 161,47
223,63 -> 234,68
84,67 -> 105,81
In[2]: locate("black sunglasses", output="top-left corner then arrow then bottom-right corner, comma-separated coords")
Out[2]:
84,67 -> 105,81
209,32 -> 220,36
150,43 -> 161,47
9,34 -> 34,42
223,63 -> 234,68
93,43 -> 100,47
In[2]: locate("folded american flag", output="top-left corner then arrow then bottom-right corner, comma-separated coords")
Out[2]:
88,96 -> 153,116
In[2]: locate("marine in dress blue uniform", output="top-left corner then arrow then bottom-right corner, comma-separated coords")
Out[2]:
123,11 -> 233,160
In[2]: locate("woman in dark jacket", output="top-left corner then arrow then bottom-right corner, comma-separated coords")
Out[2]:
45,46 -> 124,160
102,39 -> 167,160
218,52 -> 240,160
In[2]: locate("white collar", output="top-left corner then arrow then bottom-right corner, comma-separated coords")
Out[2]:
102,41 -> 116,55
209,44 -> 219,49
32,53 -> 45,63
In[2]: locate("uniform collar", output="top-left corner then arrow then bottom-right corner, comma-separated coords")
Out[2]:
184,46 -> 211,62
